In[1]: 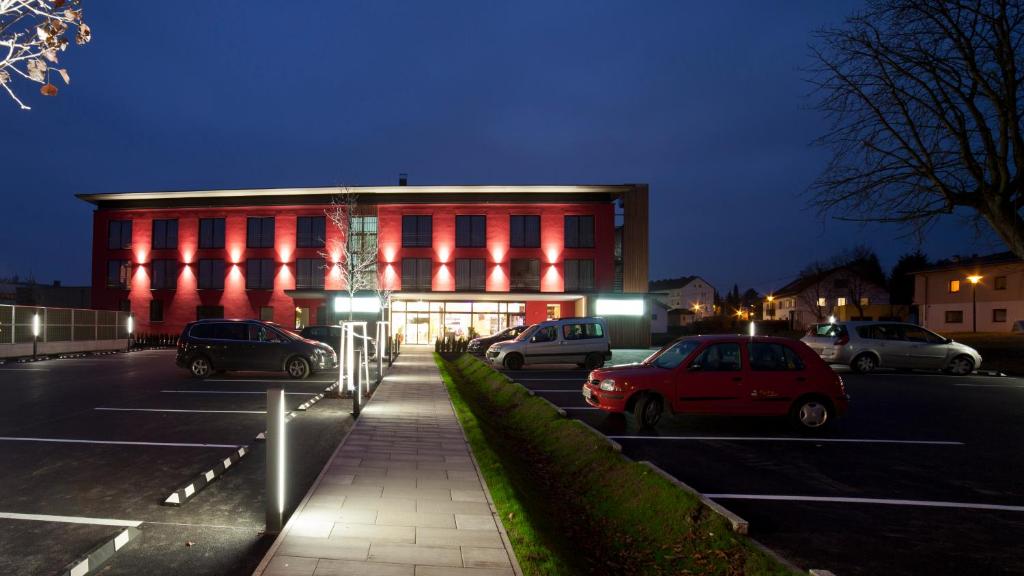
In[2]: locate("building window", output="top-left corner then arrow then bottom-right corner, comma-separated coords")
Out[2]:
564,259 -> 595,291
837,297 -> 847,307
860,297 -> 870,306
107,220 -> 132,250
994,276 -> 1007,290
149,299 -> 164,323
349,216 -> 379,289
247,216 -> 275,248
246,258 -> 275,290
510,259 -> 540,291
949,280 -> 961,293
455,258 -> 485,291
401,258 -> 433,291
456,215 -> 486,248
816,297 -> 826,307
564,215 -> 595,248
296,216 -> 326,248
260,306 -> 274,321
402,215 -> 432,247
295,258 -> 325,289
196,305 -> 224,320
510,215 -> 540,248
199,218 -> 225,249
106,260 -> 130,289
150,259 -> 178,290
151,219 -> 178,250
197,259 -> 225,290
993,308 -> 1008,323
945,310 -> 964,323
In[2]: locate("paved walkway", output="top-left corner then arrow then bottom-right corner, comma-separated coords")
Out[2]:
255,347 -> 520,576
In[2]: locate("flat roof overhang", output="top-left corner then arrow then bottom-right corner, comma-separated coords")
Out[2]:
77,184 -> 639,210
286,290 -> 587,302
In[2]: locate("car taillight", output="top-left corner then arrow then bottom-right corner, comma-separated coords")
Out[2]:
834,334 -> 849,346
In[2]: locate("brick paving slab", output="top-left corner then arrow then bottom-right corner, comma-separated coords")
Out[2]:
254,348 -> 522,576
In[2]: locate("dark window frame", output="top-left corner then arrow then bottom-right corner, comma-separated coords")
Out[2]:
246,258 -> 275,290
107,220 -> 132,250
151,219 -> 178,250
296,215 -> 326,248
246,216 -> 275,249
401,258 -> 433,291
945,310 -> 964,323
150,259 -> 178,290
456,215 -> 486,248
564,215 -> 595,248
295,258 -> 325,290
455,258 -> 486,291
402,215 -> 432,247
993,308 -> 1008,322
197,259 -> 226,290
994,276 -> 1008,290
564,259 -> 595,291
106,260 -> 131,289
510,258 -> 540,291
199,218 -> 226,249
510,215 -> 540,248
149,299 -> 164,323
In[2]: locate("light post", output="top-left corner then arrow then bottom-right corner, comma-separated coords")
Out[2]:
967,275 -> 982,332
126,313 -> 134,352
31,312 -> 40,358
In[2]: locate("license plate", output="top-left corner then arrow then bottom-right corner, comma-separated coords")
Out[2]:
582,386 -> 592,400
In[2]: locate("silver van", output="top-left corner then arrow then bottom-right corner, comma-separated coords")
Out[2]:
485,317 -> 612,370
801,321 -> 982,375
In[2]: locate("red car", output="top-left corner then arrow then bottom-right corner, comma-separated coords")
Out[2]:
583,335 -> 849,430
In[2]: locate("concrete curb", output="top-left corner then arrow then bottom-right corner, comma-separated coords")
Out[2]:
575,420 -> 622,453
809,570 -> 838,575
163,446 -> 249,506
639,460 -> 749,535
58,525 -> 141,576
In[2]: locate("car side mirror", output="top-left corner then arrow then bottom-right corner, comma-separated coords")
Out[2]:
945,338 -> 953,344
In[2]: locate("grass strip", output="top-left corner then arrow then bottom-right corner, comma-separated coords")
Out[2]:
437,352 -> 798,576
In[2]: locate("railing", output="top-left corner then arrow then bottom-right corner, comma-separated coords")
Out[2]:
0,304 -> 130,344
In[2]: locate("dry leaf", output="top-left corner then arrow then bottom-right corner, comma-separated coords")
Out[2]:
57,69 -> 70,85
40,83 -> 58,96
75,23 -> 91,45
0,71 -> 9,85
26,60 -> 47,82
36,26 -> 50,41
42,49 -> 58,63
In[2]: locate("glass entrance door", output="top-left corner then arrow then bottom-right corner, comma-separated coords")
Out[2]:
407,312 -> 430,344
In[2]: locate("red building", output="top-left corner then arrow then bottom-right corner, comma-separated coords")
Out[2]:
78,184 -> 650,346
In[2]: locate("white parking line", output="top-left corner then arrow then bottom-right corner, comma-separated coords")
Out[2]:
703,494 -> 1024,513
606,436 -> 964,446
203,378 -> 336,384
0,367 -> 50,371
95,407 -> 266,414
954,383 -> 1024,388
0,436 -> 240,448
162,390 -> 317,396
0,511 -> 142,527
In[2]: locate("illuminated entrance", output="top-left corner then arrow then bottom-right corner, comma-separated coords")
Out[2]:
391,301 -> 527,344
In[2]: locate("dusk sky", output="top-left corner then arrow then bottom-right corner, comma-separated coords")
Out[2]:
1,1 -> 1007,294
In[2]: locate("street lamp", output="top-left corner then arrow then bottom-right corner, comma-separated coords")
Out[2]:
31,312 -> 40,358
967,275 -> 983,332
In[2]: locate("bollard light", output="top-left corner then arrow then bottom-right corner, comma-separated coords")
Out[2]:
127,315 -> 134,336
749,321 -> 756,337
32,313 -> 40,338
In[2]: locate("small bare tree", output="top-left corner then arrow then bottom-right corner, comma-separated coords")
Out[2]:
810,0 -> 1024,257
796,264 -> 836,324
1,0 -> 91,110
322,187 -> 381,321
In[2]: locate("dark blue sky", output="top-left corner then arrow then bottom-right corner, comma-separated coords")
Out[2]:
1,1 -> 1003,294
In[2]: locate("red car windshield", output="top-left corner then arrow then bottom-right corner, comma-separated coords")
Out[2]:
645,339 -> 702,369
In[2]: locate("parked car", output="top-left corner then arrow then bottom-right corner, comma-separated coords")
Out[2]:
583,335 -> 849,430
467,325 -> 529,356
176,319 -> 337,379
486,317 -> 611,370
800,321 -> 982,375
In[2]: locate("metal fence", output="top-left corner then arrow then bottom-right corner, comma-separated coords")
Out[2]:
0,305 -> 131,344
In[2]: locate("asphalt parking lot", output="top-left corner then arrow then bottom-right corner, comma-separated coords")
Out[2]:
0,349 -> 355,576
497,352 -> 1024,576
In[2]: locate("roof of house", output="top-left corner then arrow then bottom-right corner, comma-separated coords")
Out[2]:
911,251 -> 1023,274
771,263 -> 886,298
649,276 -> 712,291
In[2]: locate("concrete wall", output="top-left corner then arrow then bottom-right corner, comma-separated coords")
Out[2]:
0,339 -> 128,359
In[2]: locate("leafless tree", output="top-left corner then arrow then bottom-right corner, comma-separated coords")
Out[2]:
797,263 -> 836,323
809,0 -> 1024,258
1,0 -> 90,110
322,187 -> 382,321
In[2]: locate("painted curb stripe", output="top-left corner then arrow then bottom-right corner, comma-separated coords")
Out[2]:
58,526 -> 141,576
163,446 -> 249,506
0,436 -> 240,449
254,382 -> 336,440
0,512 -> 141,527
704,494 -> 1024,512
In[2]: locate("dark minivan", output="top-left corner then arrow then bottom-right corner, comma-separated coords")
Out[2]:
176,319 -> 337,379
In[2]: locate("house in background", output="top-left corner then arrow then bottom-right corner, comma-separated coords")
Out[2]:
913,252 -> 1024,333
0,277 -> 90,308
649,276 -> 716,318
650,299 -> 669,335
764,265 -> 892,330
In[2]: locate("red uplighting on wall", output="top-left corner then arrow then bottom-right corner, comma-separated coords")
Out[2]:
435,262 -> 454,291
229,247 -> 243,265
542,262 -> 562,292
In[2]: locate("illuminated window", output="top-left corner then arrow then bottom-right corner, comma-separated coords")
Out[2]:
564,215 -> 595,248
401,258 -> 432,291
510,215 -> 540,248
246,259 -> 275,290
402,215 -> 432,247
151,219 -> 178,250
107,220 -> 132,250
106,260 -> 130,289
149,299 -> 164,323
150,260 -> 178,290
994,276 -> 1007,290
564,259 -> 595,291
837,297 -> 847,307
510,259 -> 540,291
456,215 -> 486,248
816,297 -> 826,307
247,217 -> 275,248
296,216 -> 326,248
860,297 -> 870,306
199,218 -> 225,249
993,308 -> 1007,322
949,280 -> 960,293
295,258 -> 325,289
455,258 -> 485,291
945,310 -> 963,323
197,259 -> 225,290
